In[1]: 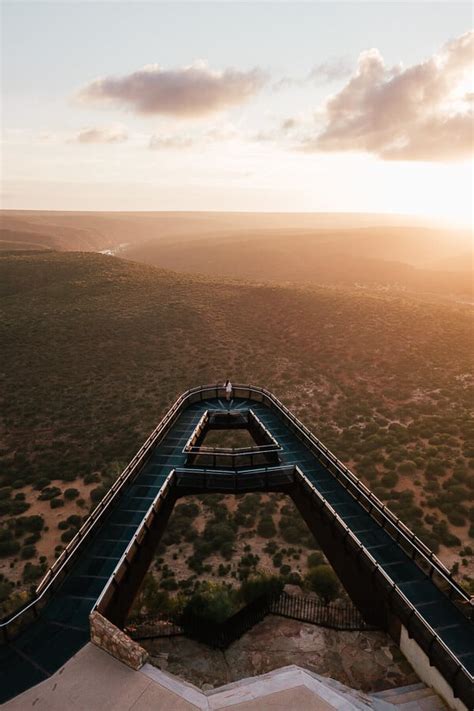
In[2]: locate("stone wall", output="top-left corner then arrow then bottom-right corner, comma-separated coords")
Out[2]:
90,610 -> 148,671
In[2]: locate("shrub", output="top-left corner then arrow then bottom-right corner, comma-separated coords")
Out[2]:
257,516 -> 276,538
61,529 -> 76,543
0,539 -> 20,557
64,488 -> 80,500
264,541 -> 278,555
90,486 -> 107,504
305,565 -> 341,603
21,545 -> 37,560
307,552 -> 325,568
14,515 -> 44,533
0,487 -> 12,500
84,472 -> 100,484
181,583 -> 235,625
66,515 -> 82,528
22,562 -> 47,584
50,498 -> 65,509
239,574 -> 284,604
38,486 -> 61,501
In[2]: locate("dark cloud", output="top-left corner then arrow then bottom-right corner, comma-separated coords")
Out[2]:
78,62 -> 267,117
302,31 -> 474,161
73,126 -> 128,144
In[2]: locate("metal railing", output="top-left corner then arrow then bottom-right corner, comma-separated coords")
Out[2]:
294,466 -> 474,707
128,593 -> 372,646
2,382 -> 469,638
225,384 -> 471,614
0,390 -> 187,641
93,471 -> 175,616
174,465 -> 296,492
1,381 -> 472,702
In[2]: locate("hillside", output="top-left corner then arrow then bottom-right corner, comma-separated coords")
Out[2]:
124,227 -> 473,298
0,251 -> 473,614
1,211 -> 441,253
2,210 -> 471,299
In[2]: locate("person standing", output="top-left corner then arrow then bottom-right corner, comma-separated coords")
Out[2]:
225,379 -> 233,402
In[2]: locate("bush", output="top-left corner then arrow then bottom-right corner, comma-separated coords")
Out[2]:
64,488 -> 80,500
50,498 -> 65,509
239,574 -> 284,604
0,539 -> 20,557
257,516 -> 276,538
181,583 -> 235,625
21,545 -> 37,560
0,487 -> 12,500
90,486 -> 107,504
174,502 -> 199,519
264,541 -> 278,555
22,561 -> 47,583
38,486 -> 61,501
66,515 -> 82,528
61,529 -> 76,543
84,472 -> 100,484
14,515 -> 44,533
305,565 -> 341,603
307,552 -> 325,568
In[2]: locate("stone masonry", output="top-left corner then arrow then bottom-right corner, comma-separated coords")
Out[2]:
89,611 -> 148,671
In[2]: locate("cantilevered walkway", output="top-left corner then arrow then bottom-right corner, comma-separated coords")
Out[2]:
0,386 -> 472,708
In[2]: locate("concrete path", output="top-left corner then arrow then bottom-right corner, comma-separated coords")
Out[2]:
1,643 -> 385,710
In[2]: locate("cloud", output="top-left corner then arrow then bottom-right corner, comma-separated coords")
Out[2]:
272,56 -> 351,92
77,61 -> 267,117
281,118 -> 297,132
149,123 -> 240,150
302,31 -> 474,161
149,134 -> 194,150
309,57 -> 352,84
72,126 -> 128,144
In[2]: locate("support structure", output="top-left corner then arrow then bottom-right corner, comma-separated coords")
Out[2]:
0,385 -> 472,709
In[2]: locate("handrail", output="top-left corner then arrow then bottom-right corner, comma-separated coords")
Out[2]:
294,466 -> 474,690
0,383 -> 470,637
94,470 -> 176,614
0,390 -> 189,636
185,443 -> 280,453
243,384 -> 470,607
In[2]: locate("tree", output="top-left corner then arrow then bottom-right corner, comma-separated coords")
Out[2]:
305,565 -> 340,603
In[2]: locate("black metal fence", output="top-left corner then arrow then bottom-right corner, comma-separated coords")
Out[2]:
128,592 -> 375,649
270,592 -> 373,631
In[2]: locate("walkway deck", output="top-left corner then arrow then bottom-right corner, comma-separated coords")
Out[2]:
0,395 -> 473,704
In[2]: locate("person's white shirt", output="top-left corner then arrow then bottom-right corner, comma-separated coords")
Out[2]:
225,381 -> 232,393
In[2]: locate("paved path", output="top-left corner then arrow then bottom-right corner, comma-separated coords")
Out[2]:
0,643 -> 379,710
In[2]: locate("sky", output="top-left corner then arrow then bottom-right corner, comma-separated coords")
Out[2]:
1,1 -> 473,224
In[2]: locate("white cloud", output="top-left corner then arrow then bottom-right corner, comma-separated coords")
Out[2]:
72,126 -> 128,144
77,61 -> 267,117
301,31 -> 474,161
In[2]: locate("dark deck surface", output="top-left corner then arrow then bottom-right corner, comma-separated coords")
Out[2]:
1,396 -> 473,704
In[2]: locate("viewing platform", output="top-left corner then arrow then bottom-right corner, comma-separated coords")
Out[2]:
0,385 -> 472,709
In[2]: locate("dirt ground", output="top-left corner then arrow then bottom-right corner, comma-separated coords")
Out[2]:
0,477 -> 97,587
144,615 -> 419,693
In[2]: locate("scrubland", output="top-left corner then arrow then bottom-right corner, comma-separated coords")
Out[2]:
0,249 -> 472,616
